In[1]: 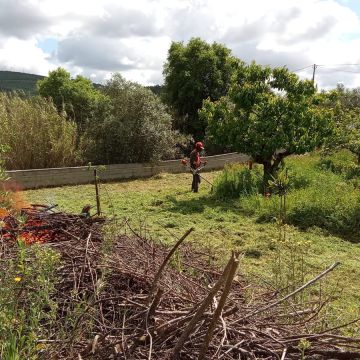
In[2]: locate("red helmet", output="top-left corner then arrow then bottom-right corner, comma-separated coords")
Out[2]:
195,141 -> 204,151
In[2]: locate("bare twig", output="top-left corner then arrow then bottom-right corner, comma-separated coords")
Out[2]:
147,227 -> 194,303
232,262 -> 340,325
198,252 -> 240,360
172,253 -> 234,359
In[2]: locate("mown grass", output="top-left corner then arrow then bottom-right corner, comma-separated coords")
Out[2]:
23,152 -> 360,335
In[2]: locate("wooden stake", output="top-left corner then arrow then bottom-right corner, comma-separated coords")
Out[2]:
94,168 -> 101,216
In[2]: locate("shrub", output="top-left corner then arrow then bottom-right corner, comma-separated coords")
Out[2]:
213,157 -> 314,201
286,176 -> 359,236
83,74 -> 180,164
318,149 -> 360,181
285,156 -> 316,189
0,93 -> 80,169
241,164 -> 360,240
213,164 -> 263,199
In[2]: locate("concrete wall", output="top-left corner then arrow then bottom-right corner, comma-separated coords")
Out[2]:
6,153 -> 250,190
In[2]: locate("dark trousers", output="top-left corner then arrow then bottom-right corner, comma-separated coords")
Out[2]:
192,173 -> 201,192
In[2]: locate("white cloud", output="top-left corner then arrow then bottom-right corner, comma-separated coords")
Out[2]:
0,0 -> 360,87
0,38 -> 55,75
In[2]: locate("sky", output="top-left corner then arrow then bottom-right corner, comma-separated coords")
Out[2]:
1,0 -> 360,89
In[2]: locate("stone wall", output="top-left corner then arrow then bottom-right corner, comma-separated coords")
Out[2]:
6,153 -> 250,189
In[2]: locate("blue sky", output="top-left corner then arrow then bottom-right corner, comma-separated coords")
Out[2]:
337,0 -> 360,14
37,38 -> 58,55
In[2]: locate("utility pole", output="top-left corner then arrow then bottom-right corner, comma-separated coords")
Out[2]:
312,64 -> 317,84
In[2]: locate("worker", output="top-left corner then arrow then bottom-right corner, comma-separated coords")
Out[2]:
190,141 -> 205,193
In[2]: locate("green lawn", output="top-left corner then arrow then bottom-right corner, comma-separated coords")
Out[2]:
23,158 -> 360,333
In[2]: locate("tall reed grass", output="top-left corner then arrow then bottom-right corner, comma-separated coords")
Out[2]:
0,93 -> 80,170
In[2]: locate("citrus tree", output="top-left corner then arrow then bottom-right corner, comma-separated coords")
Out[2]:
201,63 -> 333,189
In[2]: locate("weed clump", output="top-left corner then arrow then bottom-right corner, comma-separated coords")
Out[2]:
0,242 -> 59,359
241,155 -> 360,240
213,164 -> 263,199
319,149 -> 360,184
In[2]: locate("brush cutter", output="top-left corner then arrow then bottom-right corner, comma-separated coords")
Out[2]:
180,159 -> 214,191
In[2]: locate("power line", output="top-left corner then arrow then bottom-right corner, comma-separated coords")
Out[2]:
318,68 -> 360,74
291,63 -> 360,88
291,64 -> 360,73
317,63 -> 360,67
291,65 -> 313,72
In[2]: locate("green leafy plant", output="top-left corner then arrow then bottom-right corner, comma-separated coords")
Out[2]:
268,168 -> 290,224
0,242 -> 59,359
267,169 -> 310,290
201,63 -> 334,189
298,338 -> 311,360
83,73 -> 180,165
213,163 -> 263,199
163,37 -> 238,139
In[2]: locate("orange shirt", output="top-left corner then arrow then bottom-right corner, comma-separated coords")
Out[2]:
190,149 -> 201,169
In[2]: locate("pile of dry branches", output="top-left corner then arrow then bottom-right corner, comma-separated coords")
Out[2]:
1,206 -> 360,359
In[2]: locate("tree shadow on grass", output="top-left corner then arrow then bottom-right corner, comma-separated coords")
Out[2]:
255,204 -> 360,243
163,191 -> 360,243
163,194 -> 241,215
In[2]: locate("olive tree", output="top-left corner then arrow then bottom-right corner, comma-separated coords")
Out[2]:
200,63 -> 333,188
84,74 -> 179,164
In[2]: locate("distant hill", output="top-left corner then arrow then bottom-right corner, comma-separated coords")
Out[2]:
147,85 -> 163,96
0,70 -> 163,97
0,70 -> 44,95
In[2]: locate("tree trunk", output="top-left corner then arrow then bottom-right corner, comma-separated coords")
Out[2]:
260,152 -> 289,194
358,153 -> 360,166
263,160 -> 273,194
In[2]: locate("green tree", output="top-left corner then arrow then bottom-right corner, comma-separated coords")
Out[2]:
200,63 -> 333,188
84,74 -> 179,164
163,38 -> 238,139
37,67 -> 107,131
327,85 -> 360,164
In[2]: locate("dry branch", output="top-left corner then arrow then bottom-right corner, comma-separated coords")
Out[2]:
1,206 -> 359,360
